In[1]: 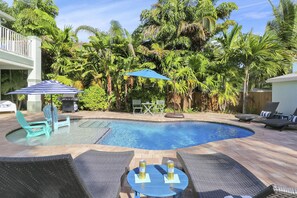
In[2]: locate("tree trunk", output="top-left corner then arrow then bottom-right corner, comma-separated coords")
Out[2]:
115,86 -> 121,110
107,75 -> 112,95
242,67 -> 249,113
187,90 -> 193,110
124,82 -> 128,111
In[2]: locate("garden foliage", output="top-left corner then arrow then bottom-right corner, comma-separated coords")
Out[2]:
79,85 -> 109,111
2,0 -> 296,113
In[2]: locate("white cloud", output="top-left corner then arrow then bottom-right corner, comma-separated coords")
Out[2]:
56,0 -> 154,41
238,1 -> 267,9
243,11 -> 272,19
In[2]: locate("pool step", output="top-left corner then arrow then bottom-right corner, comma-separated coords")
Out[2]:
79,120 -> 110,128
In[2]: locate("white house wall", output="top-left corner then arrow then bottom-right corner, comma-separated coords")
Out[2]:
0,51 -> 34,69
272,81 -> 297,114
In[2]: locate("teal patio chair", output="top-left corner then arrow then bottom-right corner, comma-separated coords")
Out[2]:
16,111 -> 51,138
43,105 -> 70,130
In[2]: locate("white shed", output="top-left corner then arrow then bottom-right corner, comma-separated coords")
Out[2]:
266,72 -> 297,115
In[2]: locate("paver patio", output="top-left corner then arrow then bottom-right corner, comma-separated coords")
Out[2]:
0,111 -> 296,197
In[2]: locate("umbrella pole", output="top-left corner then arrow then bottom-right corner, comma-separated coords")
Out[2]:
51,95 -> 55,131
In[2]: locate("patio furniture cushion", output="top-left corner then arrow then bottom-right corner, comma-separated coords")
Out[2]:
0,100 -> 16,113
177,152 -> 266,198
290,115 -> 297,122
0,150 -> 134,198
260,111 -> 271,117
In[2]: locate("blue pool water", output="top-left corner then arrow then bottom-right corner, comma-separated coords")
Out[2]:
6,119 -> 253,150
99,120 -> 253,150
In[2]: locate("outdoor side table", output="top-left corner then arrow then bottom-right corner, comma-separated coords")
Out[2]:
127,164 -> 189,198
142,102 -> 154,115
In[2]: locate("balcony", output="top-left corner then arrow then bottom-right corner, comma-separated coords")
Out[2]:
0,25 -> 32,58
0,25 -> 35,70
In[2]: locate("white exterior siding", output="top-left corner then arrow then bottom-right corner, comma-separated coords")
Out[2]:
272,81 -> 297,115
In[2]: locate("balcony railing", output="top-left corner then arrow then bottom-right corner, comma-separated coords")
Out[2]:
0,25 -> 32,58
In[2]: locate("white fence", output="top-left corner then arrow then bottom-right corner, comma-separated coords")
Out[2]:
0,25 -> 32,58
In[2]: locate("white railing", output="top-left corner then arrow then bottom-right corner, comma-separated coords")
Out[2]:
0,25 -> 32,58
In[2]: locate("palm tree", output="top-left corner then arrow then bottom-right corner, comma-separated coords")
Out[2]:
42,26 -> 78,75
239,31 -> 283,113
140,0 -> 238,51
267,0 -> 297,59
74,25 -> 100,36
161,51 -> 202,111
80,21 -> 139,110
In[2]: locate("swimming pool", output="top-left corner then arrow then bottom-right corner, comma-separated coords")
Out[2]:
6,119 -> 254,150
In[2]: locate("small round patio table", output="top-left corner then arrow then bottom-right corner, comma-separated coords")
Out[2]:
142,102 -> 154,115
127,164 -> 188,198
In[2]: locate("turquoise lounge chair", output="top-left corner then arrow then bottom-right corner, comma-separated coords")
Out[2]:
16,111 -> 51,138
43,105 -> 70,130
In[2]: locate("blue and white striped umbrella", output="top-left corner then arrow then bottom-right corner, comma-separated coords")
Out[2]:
7,80 -> 83,95
7,80 -> 82,130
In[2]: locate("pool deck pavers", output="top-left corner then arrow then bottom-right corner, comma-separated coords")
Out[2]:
0,111 -> 296,197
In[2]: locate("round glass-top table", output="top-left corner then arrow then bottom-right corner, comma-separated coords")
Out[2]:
127,164 -> 189,198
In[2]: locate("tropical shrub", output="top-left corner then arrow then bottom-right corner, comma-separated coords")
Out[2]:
44,94 -> 62,109
80,85 -> 108,111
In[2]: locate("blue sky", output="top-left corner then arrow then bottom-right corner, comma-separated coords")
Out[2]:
5,0 -> 279,41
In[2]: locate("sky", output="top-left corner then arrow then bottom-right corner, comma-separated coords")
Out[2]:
4,0 -> 280,41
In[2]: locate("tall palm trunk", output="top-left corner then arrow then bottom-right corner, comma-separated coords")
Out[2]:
124,81 -> 128,111
107,75 -> 112,95
187,90 -> 193,110
115,86 -> 121,110
242,67 -> 249,113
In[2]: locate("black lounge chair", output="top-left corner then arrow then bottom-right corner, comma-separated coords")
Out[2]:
177,152 -> 297,198
254,184 -> 297,198
177,152 -> 267,198
235,102 -> 279,122
0,150 -> 134,198
261,108 -> 297,131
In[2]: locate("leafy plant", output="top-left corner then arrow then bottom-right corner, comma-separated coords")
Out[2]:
44,94 -> 62,109
80,85 -> 108,111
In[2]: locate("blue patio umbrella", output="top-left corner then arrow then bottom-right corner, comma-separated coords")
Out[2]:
7,80 -> 83,130
126,69 -> 170,80
126,69 -> 183,118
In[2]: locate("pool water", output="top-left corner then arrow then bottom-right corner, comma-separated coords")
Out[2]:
6,119 -> 253,150
99,120 -> 253,150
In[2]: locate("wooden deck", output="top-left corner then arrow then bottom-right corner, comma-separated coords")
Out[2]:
0,111 -> 296,197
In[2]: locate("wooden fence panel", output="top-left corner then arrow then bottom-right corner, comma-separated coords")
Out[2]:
191,91 -> 272,113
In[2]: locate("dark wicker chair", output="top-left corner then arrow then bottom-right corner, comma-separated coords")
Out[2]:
261,108 -> 297,131
254,184 -> 297,198
0,150 -> 134,198
177,152 -> 267,198
235,102 -> 279,122
177,152 -> 297,198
